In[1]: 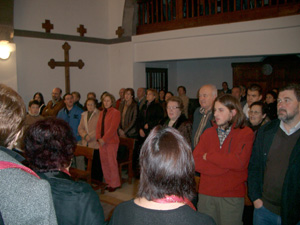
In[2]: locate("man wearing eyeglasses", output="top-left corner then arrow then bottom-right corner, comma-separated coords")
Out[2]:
248,84 -> 300,225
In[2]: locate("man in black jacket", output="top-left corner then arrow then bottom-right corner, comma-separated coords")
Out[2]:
248,84 -> 300,225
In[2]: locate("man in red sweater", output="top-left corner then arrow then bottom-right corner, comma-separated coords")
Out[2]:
193,94 -> 254,225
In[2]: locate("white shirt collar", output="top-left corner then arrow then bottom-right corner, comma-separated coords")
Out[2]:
280,120 -> 300,136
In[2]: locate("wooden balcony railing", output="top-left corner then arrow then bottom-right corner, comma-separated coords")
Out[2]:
136,0 -> 300,34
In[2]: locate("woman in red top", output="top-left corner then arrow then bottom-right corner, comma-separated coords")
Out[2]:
193,94 -> 254,225
96,93 -> 121,192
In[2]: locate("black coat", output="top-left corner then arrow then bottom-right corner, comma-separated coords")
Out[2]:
160,114 -> 192,147
138,101 -> 164,137
266,102 -> 278,120
37,171 -> 105,225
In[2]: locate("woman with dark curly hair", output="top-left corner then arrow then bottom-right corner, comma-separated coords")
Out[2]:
108,126 -> 216,225
24,118 -> 105,225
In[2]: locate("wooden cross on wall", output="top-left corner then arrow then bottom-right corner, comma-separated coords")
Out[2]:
77,24 -> 87,37
48,42 -> 84,93
42,20 -> 54,33
116,26 -> 124,38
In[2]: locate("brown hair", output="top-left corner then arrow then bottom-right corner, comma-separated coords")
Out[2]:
166,96 -> 184,113
213,94 -> 246,129
87,92 -> 96,99
177,86 -> 186,93
138,126 -> 195,201
250,101 -> 267,115
28,100 -> 40,108
0,84 -> 26,148
248,84 -> 263,95
85,98 -> 97,107
71,91 -> 81,100
147,88 -> 159,103
125,88 -> 135,100
279,83 -> 300,102
101,92 -> 116,108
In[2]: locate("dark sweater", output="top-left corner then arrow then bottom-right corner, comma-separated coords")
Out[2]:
108,199 -> 216,225
248,119 -> 300,225
262,127 -> 300,215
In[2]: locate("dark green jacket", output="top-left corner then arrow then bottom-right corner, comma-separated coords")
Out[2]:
37,171 -> 105,225
248,119 -> 300,225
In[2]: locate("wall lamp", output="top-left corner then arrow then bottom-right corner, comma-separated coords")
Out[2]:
0,40 -> 15,60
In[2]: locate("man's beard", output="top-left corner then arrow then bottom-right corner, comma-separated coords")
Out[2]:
278,108 -> 299,123
52,97 -> 59,102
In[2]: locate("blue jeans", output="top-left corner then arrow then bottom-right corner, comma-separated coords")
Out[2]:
253,206 -> 281,225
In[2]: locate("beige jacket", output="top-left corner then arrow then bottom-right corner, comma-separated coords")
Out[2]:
78,109 -> 100,149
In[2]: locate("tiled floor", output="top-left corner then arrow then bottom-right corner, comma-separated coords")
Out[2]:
95,178 -> 139,221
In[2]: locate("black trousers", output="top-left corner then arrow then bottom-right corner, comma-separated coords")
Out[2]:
91,149 -> 103,181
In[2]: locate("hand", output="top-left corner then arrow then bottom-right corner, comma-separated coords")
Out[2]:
139,129 -> 145,138
118,129 -> 125,136
98,139 -> 105,147
85,135 -> 91,142
203,153 -> 207,161
144,124 -> 149,129
253,199 -> 263,209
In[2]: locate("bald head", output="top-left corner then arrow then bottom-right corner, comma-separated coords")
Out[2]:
198,84 -> 217,113
137,88 -> 146,100
119,88 -> 125,99
52,87 -> 62,101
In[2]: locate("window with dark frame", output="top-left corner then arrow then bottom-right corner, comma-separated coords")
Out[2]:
146,68 -> 168,93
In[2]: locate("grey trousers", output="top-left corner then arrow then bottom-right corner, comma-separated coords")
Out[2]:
198,194 -> 244,225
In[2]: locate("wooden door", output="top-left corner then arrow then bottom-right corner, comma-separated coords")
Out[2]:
232,55 -> 300,97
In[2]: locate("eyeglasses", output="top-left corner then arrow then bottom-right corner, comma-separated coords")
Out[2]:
249,110 -> 262,115
167,106 -> 180,110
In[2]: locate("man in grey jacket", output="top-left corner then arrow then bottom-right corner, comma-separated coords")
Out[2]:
0,83 -> 57,225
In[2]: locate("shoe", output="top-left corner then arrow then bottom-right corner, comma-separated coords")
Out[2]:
108,187 -> 117,192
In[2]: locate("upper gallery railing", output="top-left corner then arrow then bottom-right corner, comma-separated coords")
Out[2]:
136,0 -> 300,34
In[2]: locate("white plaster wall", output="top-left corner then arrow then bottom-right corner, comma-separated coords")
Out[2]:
0,45 -> 18,91
14,0 -> 109,39
108,0 -> 125,39
132,15 -> 300,62
108,42 -> 134,97
137,57 -> 264,98
14,37 -> 109,106
176,57 -> 263,98
133,62 -> 146,90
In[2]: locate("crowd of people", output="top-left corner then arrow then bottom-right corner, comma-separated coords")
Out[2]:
0,81 -> 299,225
